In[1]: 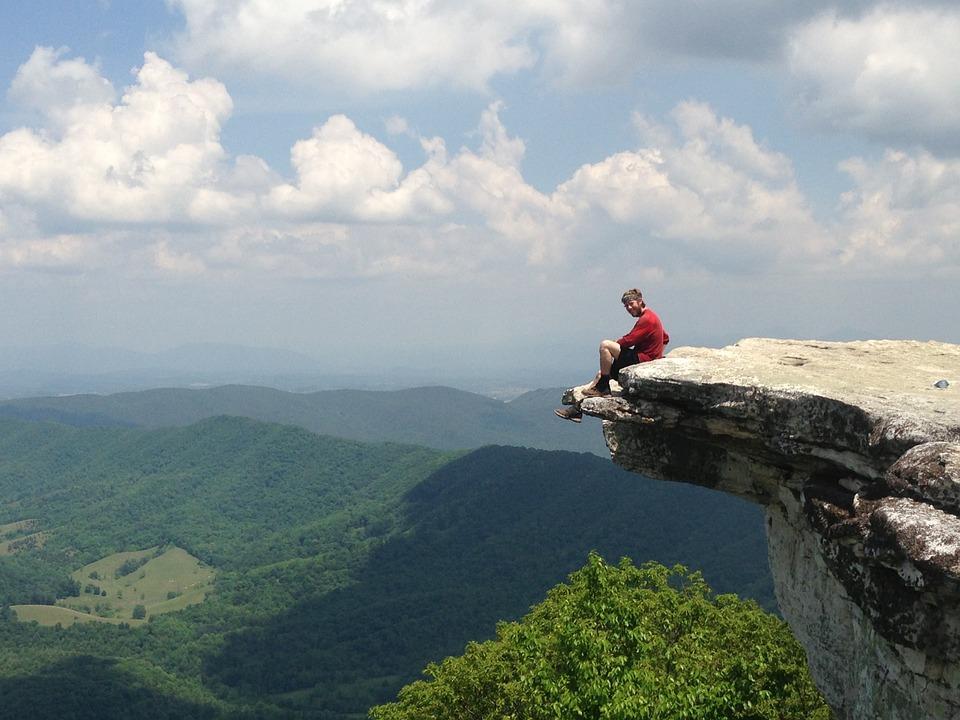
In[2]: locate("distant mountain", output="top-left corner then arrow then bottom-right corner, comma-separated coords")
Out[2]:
0,384 -> 609,454
0,343 -> 584,399
0,415 -> 770,718
0,342 -> 324,399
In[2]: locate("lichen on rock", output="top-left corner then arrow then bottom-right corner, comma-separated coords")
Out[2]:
578,338 -> 960,720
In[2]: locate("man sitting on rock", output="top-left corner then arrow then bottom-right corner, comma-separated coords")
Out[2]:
555,288 -> 669,422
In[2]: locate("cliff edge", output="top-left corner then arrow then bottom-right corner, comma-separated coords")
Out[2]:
578,338 -> 960,720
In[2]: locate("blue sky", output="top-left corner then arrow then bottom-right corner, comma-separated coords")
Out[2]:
0,1 -> 957,378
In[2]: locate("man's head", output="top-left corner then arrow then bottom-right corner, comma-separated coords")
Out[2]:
621,288 -> 645,317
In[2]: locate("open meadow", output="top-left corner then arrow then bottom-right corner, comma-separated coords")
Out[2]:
13,546 -> 214,626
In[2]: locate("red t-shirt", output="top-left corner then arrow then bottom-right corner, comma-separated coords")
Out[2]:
617,308 -> 669,362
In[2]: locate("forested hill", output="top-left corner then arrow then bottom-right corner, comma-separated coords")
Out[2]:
0,415 -> 771,718
0,416 -> 450,571
0,384 -> 607,454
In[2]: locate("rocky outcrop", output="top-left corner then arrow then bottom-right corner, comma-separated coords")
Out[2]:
575,338 -> 960,720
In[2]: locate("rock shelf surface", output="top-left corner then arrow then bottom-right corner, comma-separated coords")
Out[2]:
578,338 -> 960,720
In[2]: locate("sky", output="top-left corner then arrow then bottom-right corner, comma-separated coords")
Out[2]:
0,0 -> 958,378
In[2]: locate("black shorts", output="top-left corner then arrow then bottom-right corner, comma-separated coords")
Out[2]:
610,347 -> 640,381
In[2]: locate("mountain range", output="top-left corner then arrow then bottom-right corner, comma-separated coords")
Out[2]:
0,405 -> 770,718
0,343 -> 584,399
0,384 -> 609,454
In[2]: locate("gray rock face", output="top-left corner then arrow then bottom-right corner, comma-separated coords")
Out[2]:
578,338 -> 960,720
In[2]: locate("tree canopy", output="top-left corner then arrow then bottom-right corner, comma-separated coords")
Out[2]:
371,554 -> 831,720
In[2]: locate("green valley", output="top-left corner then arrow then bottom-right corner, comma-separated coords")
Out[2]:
0,413 -> 792,718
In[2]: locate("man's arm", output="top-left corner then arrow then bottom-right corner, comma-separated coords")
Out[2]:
616,314 -> 651,348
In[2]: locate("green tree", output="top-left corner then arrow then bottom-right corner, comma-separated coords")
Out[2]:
371,554 -> 831,720
132,605 -> 146,620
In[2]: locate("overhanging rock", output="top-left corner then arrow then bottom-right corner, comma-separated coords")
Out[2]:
579,338 -> 960,720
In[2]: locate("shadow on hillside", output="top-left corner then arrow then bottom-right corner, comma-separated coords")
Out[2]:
205,446 -> 772,718
0,655 -> 218,720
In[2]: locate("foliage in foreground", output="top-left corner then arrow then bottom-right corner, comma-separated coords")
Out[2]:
371,554 -> 831,720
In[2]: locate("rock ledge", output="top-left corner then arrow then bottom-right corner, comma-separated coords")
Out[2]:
580,338 -> 960,720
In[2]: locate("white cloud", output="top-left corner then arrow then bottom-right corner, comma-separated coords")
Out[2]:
0,51 -> 565,277
266,115 -> 403,219
171,1 -> 932,95
4,47 -> 957,285
0,49 -> 235,225
7,46 -> 115,126
263,100 -> 832,274
531,0 -> 639,86
165,0 -> 825,93
477,101 -> 525,168
0,205 -> 106,273
265,103 -> 564,263
556,102 -> 828,271
416,104 -> 569,263
0,235 -> 93,271
837,149 -> 960,269
789,6 -> 960,150
668,102 -> 793,182
168,0 -> 541,92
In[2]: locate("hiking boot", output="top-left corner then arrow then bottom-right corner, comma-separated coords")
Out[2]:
581,385 -> 611,398
554,406 -> 582,423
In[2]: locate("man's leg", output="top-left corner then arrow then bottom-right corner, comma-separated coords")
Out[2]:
583,340 -> 621,396
557,340 -> 623,418
598,340 -> 621,377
